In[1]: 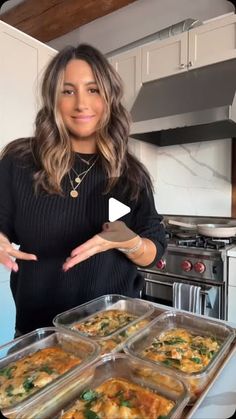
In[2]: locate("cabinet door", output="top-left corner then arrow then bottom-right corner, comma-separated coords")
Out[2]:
0,21 -> 57,149
37,48 -> 57,108
0,25 -> 38,147
141,32 -> 188,82
109,48 -> 141,111
188,14 -> 236,69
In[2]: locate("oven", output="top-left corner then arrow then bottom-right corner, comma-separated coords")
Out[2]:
141,270 -> 224,319
139,242 -> 228,320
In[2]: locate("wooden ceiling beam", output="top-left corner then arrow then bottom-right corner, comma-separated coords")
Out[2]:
0,0 -> 138,42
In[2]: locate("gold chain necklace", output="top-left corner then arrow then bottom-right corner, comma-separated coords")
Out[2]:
76,154 -> 96,166
68,156 -> 99,198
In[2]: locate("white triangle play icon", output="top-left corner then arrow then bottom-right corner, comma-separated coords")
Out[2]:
108,198 -> 131,222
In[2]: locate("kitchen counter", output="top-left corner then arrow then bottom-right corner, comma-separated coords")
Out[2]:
151,303 -> 236,419
191,356 -> 236,418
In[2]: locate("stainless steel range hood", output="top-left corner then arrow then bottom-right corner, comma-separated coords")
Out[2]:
130,59 -> 236,146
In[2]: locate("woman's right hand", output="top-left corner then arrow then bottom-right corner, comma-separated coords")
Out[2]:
0,232 -> 37,272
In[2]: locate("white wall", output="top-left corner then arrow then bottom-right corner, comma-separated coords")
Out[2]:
129,138 -> 232,216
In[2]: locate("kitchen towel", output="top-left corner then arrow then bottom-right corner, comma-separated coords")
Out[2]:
173,282 -> 202,314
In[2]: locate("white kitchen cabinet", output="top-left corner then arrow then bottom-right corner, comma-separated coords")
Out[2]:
0,21 -> 57,345
0,21 -> 57,148
141,32 -> 188,82
188,14 -> 236,70
109,47 -> 141,110
141,13 -> 236,82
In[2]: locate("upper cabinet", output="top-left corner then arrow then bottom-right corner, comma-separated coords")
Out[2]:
109,48 -> 141,110
141,33 -> 188,82
139,13 -> 236,83
109,14 -> 236,95
188,14 -> 236,69
0,21 -> 57,148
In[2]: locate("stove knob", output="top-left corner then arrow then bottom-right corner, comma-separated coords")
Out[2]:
194,262 -> 206,274
181,260 -> 192,272
156,259 -> 166,270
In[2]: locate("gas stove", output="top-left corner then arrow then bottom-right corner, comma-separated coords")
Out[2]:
139,215 -> 236,320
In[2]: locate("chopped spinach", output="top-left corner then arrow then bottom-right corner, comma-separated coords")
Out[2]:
84,408 -> 101,419
120,399 -> 132,408
191,357 -> 201,364
119,330 -> 128,338
190,344 -> 208,355
5,384 -> 14,397
162,358 -> 181,367
207,350 -> 216,359
163,337 -> 187,345
0,365 -> 17,379
100,322 -> 109,330
80,389 -> 99,402
23,377 -> 35,392
39,365 -> 54,375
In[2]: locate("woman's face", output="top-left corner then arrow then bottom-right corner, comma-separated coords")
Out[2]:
58,59 -> 105,151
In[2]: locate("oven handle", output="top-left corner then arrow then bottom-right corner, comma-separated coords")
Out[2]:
144,277 -> 210,296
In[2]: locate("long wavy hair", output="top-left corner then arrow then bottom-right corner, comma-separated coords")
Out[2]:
1,44 -> 153,200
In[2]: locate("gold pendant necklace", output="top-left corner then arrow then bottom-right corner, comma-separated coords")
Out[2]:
71,168 -> 86,184
70,189 -> 79,198
68,156 -> 99,198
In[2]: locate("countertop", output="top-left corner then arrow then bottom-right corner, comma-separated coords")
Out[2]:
191,354 -> 236,418
151,303 -> 236,419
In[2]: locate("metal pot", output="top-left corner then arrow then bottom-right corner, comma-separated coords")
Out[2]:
167,220 -> 236,238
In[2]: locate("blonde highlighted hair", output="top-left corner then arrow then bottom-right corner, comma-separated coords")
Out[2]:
1,44 -> 153,200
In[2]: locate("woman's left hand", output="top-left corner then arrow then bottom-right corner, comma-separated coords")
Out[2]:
62,221 -> 139,271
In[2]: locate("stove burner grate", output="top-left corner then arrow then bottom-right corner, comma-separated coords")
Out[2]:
175,236 -> 234,250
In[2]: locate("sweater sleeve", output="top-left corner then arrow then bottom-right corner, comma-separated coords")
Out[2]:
129,187 -> 166,267
0,155 -> 18,243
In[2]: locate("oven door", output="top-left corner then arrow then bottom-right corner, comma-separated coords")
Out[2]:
140,271 -> 223,319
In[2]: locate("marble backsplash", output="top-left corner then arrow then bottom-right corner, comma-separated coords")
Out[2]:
129,137 -> 232,217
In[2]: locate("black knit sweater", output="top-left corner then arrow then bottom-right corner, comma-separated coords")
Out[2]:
0,151 -> 166,334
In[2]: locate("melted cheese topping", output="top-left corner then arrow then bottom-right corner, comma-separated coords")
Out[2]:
61,377 -> 175,419
142,328 -> 221,373
72,310 -> 137,337
0,347 -> 81,409
99,319 -> 149,354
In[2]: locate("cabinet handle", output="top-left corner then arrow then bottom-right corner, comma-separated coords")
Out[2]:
179,63 -> 186,69
188,61 -> 193,67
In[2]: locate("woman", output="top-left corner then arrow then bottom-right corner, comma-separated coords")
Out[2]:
0,44 -> 166,336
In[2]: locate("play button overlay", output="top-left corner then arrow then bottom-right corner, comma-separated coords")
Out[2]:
108,198 -> 131,222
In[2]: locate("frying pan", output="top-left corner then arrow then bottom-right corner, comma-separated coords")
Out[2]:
168,219 -> 236,238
